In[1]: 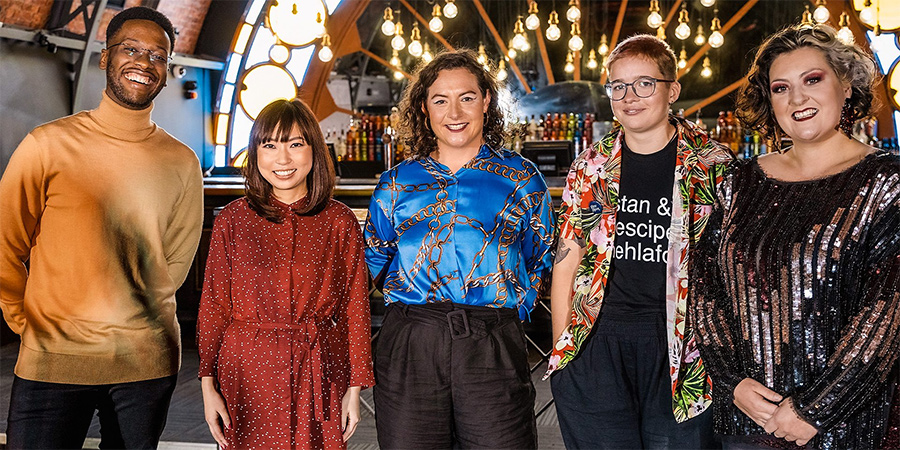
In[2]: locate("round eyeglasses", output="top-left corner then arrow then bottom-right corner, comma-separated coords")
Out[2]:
604,76 -> 674,101
107,42 -> 171,66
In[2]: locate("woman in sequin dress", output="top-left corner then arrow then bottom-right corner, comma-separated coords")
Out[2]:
197,99 -> 375,449
691,25 -> 900,449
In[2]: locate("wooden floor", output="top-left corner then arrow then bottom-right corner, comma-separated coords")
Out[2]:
0,341 -> 564,449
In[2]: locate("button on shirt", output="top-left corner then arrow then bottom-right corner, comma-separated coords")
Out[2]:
365,145 -> 554,321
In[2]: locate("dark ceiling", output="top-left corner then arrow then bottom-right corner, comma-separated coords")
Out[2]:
196,1 -> 840,120
334,0 -> 824,119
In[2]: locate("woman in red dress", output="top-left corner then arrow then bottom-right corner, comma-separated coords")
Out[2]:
197,98 -> 375,449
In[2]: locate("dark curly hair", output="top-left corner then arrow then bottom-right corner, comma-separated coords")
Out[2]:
396,49 -> 508,160
736,24 -> 880,152
243,99 -> 335,222
106,6 -> 176,52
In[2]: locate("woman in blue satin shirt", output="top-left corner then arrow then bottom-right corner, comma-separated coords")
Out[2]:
364,49 -> 554,449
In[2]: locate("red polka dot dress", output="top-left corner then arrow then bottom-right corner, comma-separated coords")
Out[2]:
198,197 -> 375,449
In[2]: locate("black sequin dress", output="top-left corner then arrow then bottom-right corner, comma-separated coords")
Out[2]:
691,151 -> 900,448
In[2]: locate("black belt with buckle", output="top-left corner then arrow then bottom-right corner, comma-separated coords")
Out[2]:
446,309 -> 471,340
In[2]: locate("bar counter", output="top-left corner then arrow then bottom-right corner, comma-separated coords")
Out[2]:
203,176 -> 567,209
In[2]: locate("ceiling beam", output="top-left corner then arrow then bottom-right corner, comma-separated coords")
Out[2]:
574,50 -> 581,81
360,48 -> 411,79
471,0 -> 531,93
684,76 -> 748,117
397,0 -> 455,51
678,0 -> 759,78
662,0 -> 684,32
601,0 -> 629,85
531,0 -> 555,85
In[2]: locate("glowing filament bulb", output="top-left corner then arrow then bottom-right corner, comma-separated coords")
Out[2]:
443,0 -> 458,19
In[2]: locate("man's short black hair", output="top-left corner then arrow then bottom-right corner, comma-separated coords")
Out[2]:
106,6 -> 176,52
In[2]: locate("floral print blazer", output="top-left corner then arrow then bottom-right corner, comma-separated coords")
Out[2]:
545,116 -> 733,422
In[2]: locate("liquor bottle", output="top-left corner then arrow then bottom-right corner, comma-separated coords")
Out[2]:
715,111 -> 727,143
374,115 -> 384,161
345,125 -> 355,161
535,115 -> 545,141
358,115 -> 368,161
552,113 -> 561,140
543,113 -> 552,140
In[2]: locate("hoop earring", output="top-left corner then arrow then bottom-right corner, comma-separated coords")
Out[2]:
837,98 -> 853,137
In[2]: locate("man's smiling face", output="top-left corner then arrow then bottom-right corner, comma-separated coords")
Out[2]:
99,19 -> 171,110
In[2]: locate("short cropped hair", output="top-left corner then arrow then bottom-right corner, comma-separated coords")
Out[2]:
736,24 -> 880,149
606,34 -> 678,80
106,6 -> 176,52
396,49 -> 508,160
243,99 -> 335,221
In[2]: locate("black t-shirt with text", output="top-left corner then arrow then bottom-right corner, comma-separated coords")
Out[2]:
601,135 -> 677,319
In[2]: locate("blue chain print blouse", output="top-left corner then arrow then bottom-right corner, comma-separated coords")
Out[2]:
364,145 -> 555,321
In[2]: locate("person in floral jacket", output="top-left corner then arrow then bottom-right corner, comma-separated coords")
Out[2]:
546,34 -> 733,448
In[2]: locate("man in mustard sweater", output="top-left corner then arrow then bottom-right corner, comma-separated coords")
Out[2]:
0,7 -> 203,448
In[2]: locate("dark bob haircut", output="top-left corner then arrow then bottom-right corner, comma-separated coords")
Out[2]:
106,6 -> 176,52
243,98 -> 335,221
736,24 -> 880,152
396,49 -> 508,160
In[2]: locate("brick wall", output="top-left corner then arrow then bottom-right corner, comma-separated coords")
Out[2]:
157,0 -> 212,55
0,0 -> 213,55
0,0 -> 55,30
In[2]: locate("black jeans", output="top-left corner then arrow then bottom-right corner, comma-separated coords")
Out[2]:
551,315 -> 716,449
373,302 -> 537,449
6,374 -> 178,449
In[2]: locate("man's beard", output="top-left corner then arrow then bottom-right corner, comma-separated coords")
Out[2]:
106,67 -> 163,109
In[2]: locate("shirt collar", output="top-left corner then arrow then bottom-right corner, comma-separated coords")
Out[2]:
478,144 -> 504,159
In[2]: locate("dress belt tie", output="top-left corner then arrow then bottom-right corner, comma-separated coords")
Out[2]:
231,318 -> 332,422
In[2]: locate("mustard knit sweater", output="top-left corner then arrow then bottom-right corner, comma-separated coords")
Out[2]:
0,92 -> 203,384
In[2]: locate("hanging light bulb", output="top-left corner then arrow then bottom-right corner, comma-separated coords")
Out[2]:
800,5 -> 814,26
647,0 -> 663,29
859,0 -> 875,26
566,0 -> 581,23
675,4 -> 691,40
513,16 -> 529,50
429,5 -> 444,33
525,1 -> 540,30
568,23 -> 584,51
564,52 -> 575,73
813,0 -> 830,24
587,49 -> 598,69
546,11 -> 562,41
477,43 -> 487,65
443,0 -> 458,19
836,13 -> 855,44
318,33 -> 333,62
389,48 -> 401,67
598,34 -> 609,56
408,23 -> 423,57
694,24 -> 706,45
657,24 -> 667,40
677,46 -> 687,69
422,43 -> 434,62
507,39 -> 518,59
520,38 -> 531,52
381,7 -> 396,36
394,70 -> 404,80
497,59 -> 508,81
700,56 -> 712,78
314,12 -> 326,38
391,22 -> 406,50
700,0 -> 715,7
708,11 -> 724,48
